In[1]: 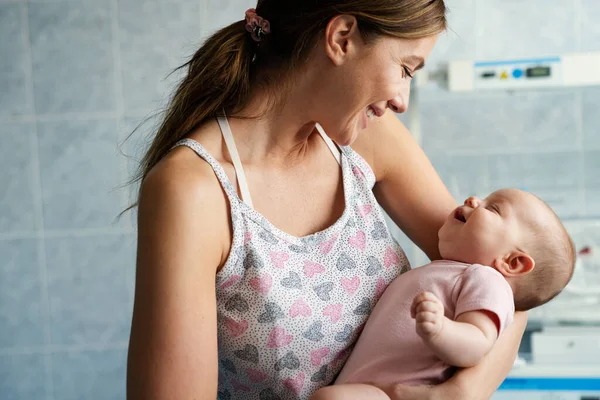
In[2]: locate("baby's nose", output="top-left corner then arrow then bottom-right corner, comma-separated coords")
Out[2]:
464,196 -> 481,208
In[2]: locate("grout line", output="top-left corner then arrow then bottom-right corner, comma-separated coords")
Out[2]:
109,0 -> 132,226
0,110 -> 157,123
20,1 -> 35,116
21,1 -> 54,397
0,112 -> 120,123
576,0 -> 584,51
0,228 -> 135,241
576,87 -> 587,217
110,0 -> 124,117
0,342 -> 129,356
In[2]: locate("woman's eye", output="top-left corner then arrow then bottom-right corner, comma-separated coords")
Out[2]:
403,66 -> 413,79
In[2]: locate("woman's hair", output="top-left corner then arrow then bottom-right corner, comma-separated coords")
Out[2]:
128,0 -> 447,203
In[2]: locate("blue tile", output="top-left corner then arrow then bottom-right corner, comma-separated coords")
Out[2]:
585,189 -> 600,217
429,153 -> 489,201
119,0 -> 202,114
119,116 -> 158,229
582,0 -> 600,51
37,119 -> 127,230
0,3 -> 31,116
475,0 -> 578,59
120,116 -> 157,179
0,239 -> 44,349
203,0 -> 254,38
0,353 -> 47,400
488,151 -> 583,219
0,122 -> 37,233
584,151 -> 600,216
582,87 -> 600,150
420,94 -> 482,153
584,151 -> 600,187
473,91 -> 580,152
45,234 -> 136,346
426,0 -> 476,68
52,348 -> 126,400
28,1 -> 114,114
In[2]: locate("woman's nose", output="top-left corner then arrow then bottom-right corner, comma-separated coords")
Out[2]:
464,196 -> 480,208
387,97 -> 407,114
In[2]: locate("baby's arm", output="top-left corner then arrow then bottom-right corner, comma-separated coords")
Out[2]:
411,292 -> 499,368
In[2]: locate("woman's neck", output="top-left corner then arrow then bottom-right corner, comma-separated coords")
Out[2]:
227,72 -> 323,165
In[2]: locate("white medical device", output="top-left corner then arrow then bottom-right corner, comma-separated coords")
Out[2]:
417,51 -> 600,92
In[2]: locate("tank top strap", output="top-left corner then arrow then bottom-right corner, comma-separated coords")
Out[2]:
170,138 -> 241,206
315,123 -> 342,166
216,116 -> 254,208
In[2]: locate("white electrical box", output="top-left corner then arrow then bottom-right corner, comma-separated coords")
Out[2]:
448,52 -> 600,92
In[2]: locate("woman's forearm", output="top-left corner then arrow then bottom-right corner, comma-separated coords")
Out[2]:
435,312 -> 527,400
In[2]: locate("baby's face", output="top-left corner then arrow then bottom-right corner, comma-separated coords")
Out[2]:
438,189 -> 546,267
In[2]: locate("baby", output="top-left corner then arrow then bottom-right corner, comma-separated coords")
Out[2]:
311,188 -> 575,400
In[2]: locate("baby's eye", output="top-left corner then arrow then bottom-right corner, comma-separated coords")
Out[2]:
486,205 -> 500,214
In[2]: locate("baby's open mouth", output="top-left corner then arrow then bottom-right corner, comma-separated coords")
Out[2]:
454,208 -> 466,223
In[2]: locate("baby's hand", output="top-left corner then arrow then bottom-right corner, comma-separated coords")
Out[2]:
411,291 -> 445,341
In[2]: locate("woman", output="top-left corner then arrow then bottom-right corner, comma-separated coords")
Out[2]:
126,0 -> 526,399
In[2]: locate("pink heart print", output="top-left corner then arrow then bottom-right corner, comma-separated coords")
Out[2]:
322,304 -> 343,323
352,165 -> 365,178
219,275 -> 240,290
267,327 -> 294,348
310,347 -> 330,366
224,318 -> 248,338
318,233 -> 339,254
375,277 -> 387,298
283,372 -> 305,395
246,368 -> 268,383
357,204 -> 373,218
303,260 -> 325,278
270,251 -> 289,269
348,230 -> 366,251
340,276 -> 360,295
244,231 -> 253,244
289,298 -> 312,318
231,377 -> 251,393
249,273 -> 273,295
384,247 -> 400,268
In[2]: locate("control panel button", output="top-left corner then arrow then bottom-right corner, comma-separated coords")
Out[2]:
512,69 -> 524,78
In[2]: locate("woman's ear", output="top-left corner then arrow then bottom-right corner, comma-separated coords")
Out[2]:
323,15 -> 360,66
493,252 -> 535,277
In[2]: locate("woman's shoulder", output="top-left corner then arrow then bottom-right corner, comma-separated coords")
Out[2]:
138,122 -> 233,265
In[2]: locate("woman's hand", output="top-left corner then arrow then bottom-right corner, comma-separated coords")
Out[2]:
375,381 -> 463,400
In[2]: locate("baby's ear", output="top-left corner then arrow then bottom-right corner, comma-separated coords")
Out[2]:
493,252 -> 535,277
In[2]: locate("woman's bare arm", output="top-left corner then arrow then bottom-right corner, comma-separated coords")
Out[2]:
127,148 -> 231,399
353,111 -> 456,261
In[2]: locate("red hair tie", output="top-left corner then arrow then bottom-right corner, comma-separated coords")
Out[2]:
245,8 -> 271,42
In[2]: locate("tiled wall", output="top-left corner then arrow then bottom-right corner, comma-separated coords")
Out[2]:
420,0 -> 599,218
0,0 -> 256,398
1,0 -> 599,398
391,0 -> 600,266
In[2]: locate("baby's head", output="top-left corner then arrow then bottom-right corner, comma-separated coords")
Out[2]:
438,188 -> 575,311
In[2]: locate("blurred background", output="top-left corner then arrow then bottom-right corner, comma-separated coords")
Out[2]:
1,0 -> 599,398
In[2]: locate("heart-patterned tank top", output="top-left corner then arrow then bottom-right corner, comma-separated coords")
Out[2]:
171,117 -> 410,400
